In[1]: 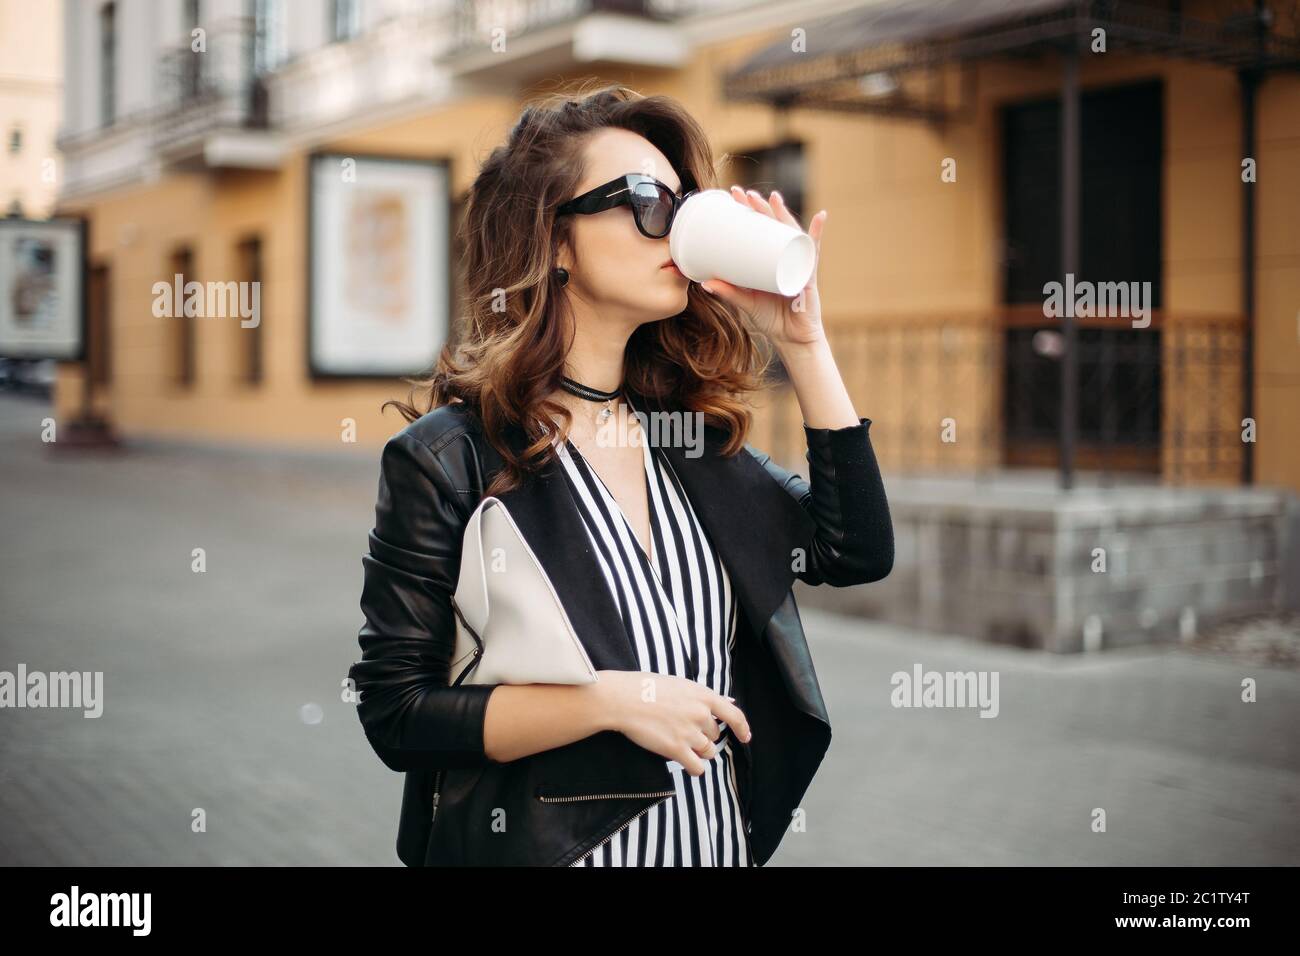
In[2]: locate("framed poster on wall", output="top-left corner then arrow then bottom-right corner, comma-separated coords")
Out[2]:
0,217 -> 86,361
307,152 -> 451,378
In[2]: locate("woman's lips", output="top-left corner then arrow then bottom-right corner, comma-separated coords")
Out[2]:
660,261 -> 685,277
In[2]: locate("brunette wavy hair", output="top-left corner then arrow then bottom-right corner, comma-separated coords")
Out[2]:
384,82 -> 773,496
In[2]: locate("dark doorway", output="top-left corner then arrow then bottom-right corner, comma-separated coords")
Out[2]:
1001,79 -> 1163,472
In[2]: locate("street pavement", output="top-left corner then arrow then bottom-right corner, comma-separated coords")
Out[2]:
1,394 -> 1296,866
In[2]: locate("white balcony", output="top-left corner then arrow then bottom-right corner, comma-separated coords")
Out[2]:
441,0 -> 696,85
151,16 -> 284,170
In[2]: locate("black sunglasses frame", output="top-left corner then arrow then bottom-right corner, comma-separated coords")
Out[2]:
556,172 -> 699,240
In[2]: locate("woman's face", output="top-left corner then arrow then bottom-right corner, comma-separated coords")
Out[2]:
557,127 -> 691,327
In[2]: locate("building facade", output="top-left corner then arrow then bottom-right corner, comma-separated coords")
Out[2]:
1,0 -> 63,219
51,0 -> 1300,494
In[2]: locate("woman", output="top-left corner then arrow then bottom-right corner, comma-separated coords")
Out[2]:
347,85 -> 893,867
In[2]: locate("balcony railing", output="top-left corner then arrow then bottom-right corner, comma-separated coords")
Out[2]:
448,0 -> 691,54
154,17 -> 269,156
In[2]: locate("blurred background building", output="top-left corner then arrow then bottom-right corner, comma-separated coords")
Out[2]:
2,0 -> 1299,870
13,0 -> 1300,649
1,1 -> 62,218
1,0 -> 63,394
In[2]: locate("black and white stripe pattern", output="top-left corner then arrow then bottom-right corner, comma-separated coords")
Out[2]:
553,398 -> 751,866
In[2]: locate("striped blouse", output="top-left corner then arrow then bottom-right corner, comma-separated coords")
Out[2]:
552,399 -> 752,867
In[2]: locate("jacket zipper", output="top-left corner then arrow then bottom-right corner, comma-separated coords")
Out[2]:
536,789 -> 676,867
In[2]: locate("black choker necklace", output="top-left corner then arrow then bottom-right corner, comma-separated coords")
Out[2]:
560,375 -> 621,423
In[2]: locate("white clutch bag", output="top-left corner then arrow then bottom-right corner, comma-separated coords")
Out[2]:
447,495 -> 599,687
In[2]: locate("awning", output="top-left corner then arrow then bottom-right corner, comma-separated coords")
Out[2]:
723,0 -> 1300,118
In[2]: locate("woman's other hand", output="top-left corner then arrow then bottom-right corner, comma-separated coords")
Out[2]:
595,669 -> 751,777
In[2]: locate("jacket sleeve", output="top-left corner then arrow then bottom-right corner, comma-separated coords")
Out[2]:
745,416 -> 894,587
347,430 -> 501,774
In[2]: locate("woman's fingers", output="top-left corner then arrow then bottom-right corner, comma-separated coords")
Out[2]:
808,209 -> 826,284
699,275 -> 737,300
810,209 -> 826,255
690,728 -> 719,759
729,184 -> 773,219
745,187 -> 775,218
768,189 -> 802,230
730,184 -> 803,232
699,276 -> 758,320
809,208 -> 827,241
679,732 -> 715,777
712,694 -> 751,742
678,750 -> 708,777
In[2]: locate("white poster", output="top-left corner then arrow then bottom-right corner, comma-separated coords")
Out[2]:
308,153 -> 450,377
0,218 -> 84,360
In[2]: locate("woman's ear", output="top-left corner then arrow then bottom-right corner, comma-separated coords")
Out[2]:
553,234 -> 574,273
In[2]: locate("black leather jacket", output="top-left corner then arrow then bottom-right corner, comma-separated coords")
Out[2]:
346,385 -> 893,866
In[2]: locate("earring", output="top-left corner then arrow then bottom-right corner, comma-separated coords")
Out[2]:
553,266 -> 569,287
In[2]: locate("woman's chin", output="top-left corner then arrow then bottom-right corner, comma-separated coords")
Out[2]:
635,293 -> 690,325
662,285 -> 691,313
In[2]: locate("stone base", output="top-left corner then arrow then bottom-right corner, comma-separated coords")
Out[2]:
795,469 -> 1300,653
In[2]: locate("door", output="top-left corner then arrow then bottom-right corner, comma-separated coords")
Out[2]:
1000,79 -> 1163,472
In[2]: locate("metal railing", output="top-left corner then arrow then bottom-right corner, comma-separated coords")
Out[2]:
154,17 -> 268,153
447,0 -> 691,53
751,311 -> 1247,487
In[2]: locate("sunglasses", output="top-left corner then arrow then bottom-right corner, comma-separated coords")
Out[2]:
556,172 -> 699,239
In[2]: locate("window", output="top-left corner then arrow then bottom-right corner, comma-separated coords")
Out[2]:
88,264 -> 112,386
99,2 -> 116,127
1002,326 -> 1162,471
235,237 -> 264,385
725,139 -> 805,223
182,0 -> 203,100
1001,80 -> 1162,306
330,0 -> 361,42
169,247 -> 197,387
251,0 -> 286,75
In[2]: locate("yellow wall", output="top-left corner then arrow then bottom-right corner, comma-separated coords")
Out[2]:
1254,77 -> 1300,490
0,0 -> 62,217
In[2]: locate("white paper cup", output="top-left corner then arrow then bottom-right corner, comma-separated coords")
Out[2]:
669,189 -> 816,296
